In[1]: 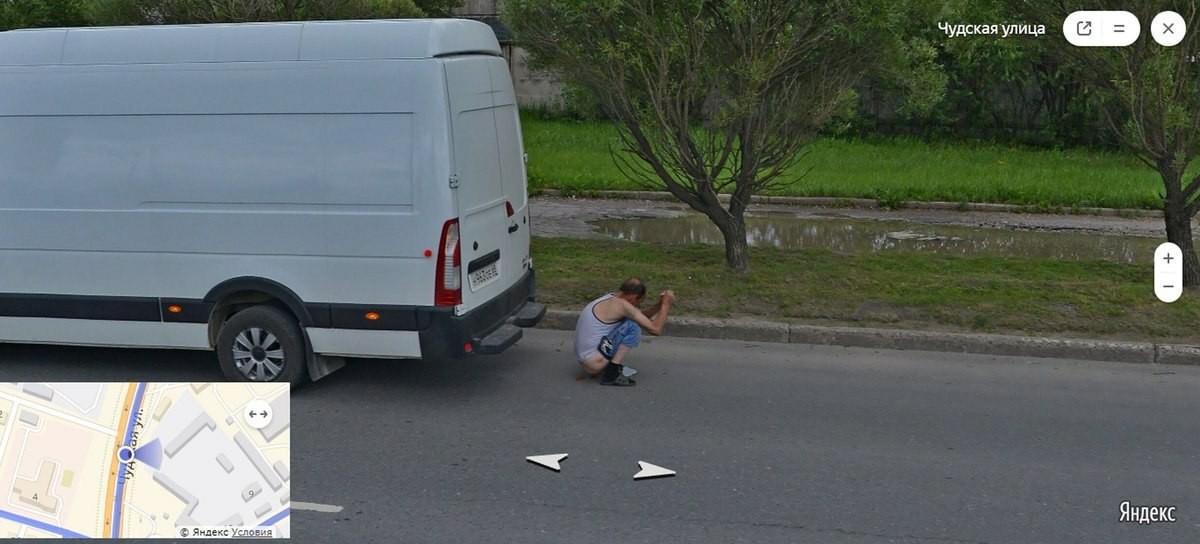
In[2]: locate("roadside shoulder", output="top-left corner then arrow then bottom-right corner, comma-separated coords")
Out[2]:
537,309 -> 1199,365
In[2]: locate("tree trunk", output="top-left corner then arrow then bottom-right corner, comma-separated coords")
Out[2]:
714,212 -> 749,272
1163,203 -> 1200,288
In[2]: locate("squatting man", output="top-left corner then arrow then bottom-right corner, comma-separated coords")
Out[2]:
573,277 -> 674,386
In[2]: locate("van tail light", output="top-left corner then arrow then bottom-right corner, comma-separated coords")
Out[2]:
435,219 -> 461,307
505,200 -> 515,218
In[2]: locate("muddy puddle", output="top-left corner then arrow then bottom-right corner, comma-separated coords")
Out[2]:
592,214 -> 1161,263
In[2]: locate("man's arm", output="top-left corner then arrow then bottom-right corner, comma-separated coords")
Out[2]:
624,295 -> 673,336
642,299 -> 663,319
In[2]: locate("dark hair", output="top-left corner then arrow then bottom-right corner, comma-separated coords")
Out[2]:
618,277 -> 646,297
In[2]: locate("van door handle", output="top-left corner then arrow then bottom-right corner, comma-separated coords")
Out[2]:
508,224 -> 519,234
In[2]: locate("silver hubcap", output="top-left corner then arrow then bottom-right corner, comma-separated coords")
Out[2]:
231,327 -> 285,381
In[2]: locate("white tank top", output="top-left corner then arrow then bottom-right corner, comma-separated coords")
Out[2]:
574,293 -> 620,361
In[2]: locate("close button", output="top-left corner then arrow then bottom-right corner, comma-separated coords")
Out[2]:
1151,11 -> 1186,47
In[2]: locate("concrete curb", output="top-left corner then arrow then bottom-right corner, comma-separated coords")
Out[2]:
535,189 -> 1164,219
537,310 -> 1200,365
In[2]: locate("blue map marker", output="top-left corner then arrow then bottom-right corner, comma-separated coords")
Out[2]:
133,438 -> 163,470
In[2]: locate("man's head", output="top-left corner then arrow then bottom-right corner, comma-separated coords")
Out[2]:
617,277 -> 647,306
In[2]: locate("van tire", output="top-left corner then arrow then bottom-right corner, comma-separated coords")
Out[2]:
216,305 -> 307,385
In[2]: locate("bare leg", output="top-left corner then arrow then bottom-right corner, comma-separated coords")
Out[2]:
580,352 -> 609,376
580,346 -> 633,376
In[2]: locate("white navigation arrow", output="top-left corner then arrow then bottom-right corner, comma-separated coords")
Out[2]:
526,453 -> 568,472
633,461 -> 676,480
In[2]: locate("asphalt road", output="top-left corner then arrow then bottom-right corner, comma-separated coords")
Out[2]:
2,329 -> 1199,543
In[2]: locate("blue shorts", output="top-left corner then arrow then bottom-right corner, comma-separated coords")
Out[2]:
597,319 -> 641,361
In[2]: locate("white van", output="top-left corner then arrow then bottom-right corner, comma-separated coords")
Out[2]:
0,19 -> 545,384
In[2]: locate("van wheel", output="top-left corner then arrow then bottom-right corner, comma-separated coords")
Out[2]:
216,305 -> 306,384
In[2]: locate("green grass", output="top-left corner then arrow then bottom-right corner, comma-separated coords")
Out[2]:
533,236 -> 1200,343
522,117 -> 1165,210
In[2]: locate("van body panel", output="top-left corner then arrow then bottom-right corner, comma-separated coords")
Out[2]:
0,317 -> 202,349
0,317 -> 211,351
0,20 -> 540,362
0,252 -> 423,307
0,112 -> 415,208
0,62 -> 433,115
0,19 -> 501,66
306,328 -> 422,359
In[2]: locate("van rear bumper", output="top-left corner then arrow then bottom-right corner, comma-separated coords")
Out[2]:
417,269 -> 543,359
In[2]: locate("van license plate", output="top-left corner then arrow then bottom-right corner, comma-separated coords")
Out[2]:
469,261 -> 501,292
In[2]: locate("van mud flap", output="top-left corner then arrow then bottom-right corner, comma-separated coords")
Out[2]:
307,352 -> 346,383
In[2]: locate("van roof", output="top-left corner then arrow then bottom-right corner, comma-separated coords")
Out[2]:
0,19 -> 503,66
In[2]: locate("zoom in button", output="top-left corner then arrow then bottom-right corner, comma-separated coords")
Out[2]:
1155,242 -> 1183,303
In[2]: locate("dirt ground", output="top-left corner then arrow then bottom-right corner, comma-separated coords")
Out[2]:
529,196 -> 1170,239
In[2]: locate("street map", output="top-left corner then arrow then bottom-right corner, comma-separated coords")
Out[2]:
0,383 -> 290,538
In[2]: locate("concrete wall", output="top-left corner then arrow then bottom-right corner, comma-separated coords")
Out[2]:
503,45 -> 562,107
453,0 -> 565,108
454,0 -> 497,13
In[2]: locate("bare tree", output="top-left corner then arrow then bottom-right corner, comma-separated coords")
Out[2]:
506,0 -> 883,271
1017,1 -> 1200,285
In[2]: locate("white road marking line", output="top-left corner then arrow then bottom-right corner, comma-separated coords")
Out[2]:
291,502 -> 344,513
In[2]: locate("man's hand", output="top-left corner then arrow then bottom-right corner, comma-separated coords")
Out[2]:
634,289 -> 674,336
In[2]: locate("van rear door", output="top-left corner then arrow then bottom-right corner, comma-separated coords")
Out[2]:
444,56 -> 528,313
487,56 -> 531,300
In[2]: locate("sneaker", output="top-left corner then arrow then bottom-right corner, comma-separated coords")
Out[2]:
600,373 -> 636,386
